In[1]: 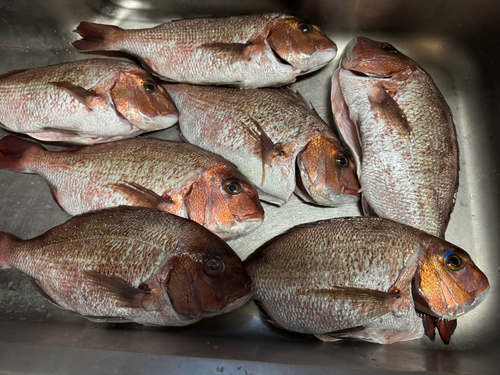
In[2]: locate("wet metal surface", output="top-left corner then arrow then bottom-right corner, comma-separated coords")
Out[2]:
0,0 -> 499,373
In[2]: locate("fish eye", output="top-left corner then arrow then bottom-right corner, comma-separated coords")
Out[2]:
224,180 -> 242,195
381,44 -> 398,53
142,80 -> 158,93
204,257 -> 225,276
444,252 -> 464,271
297,22 -> 311,33
336,155 -> 349,168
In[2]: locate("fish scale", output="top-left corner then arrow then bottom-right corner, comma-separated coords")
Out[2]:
244,216 -> 489,344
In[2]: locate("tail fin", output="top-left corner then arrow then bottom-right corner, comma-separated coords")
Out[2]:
72,21 -> 122,52
0,135 -> 44,173
0,232 -> 19,269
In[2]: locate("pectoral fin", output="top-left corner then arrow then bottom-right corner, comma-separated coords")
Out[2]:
368,87 -> 412,136
301,286 -> 401,319
244,117 -> 284,185
107,181 -> 173,211
200,42 -> 252,56
83,270 -> 151,309
49,81 -> 100,110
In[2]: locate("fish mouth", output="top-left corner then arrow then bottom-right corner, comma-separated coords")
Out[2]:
234,211 -> 265,223
316,42 -> 337,53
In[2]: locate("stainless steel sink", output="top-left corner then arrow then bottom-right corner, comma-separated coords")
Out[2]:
1,0 -> 499,373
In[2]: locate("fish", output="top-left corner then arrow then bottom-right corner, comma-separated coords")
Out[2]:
73,14 -> 337,89
0,207 -> 253,325
331,36 -> 459,238
0,136 -> 264,240
165,84 -> 359,206
244,217 -> 489,344
0,59 -> 178,144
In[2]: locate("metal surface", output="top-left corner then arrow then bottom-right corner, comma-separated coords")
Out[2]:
0,0 -> 499,373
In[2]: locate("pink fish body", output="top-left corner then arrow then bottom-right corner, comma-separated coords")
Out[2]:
0,207 -> 253,325
73,14 -> 337,89
331,37 -> 459,238
245,217 -> 489,344
0,59 -> 178,144
0,136 -> 264,240
166,84 -> 359,206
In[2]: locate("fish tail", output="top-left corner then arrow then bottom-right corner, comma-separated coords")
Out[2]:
72,21 -> 122,52
0,135 -> 44,173
0,232 -> 18,269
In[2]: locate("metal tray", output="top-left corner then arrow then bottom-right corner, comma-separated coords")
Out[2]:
0,1 -> 499,373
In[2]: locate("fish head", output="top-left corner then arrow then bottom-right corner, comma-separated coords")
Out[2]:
295,134 -> 360,206
163,233 -> 253,319
186,164 -> 264,240
267,16 -> 337,73
413,239 -> 490,320
341,36 -> 416,78
110,69 -> 178,129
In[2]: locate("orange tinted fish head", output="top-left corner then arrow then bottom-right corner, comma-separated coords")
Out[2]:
341,36 -> 416,78
413,240 -> 490,320
163,234 -> 253,319
111,70 -> 178,129
186,164 -> 264,240
295,134 -> 359,206
267,17 -> 337,73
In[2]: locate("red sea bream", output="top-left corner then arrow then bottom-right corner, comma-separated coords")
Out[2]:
331,37 -> 459,238
0,207 -> 253,325
165,84 -> 359,206
0,136 -> 264,240
0,59 -> 178,144
73,14 -> 337,88
244,217 -> 489,344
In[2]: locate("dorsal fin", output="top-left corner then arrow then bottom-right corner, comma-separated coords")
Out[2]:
0,69 -> 30,80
